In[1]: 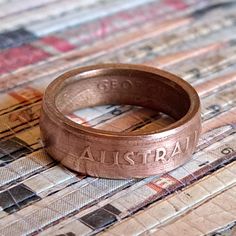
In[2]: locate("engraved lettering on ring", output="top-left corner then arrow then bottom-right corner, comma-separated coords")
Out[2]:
194,130 -> 199,145
97,79 -> 133,91
113,151 -> 119,165
100,150 -> 106,163
185,136 -> 190,151
137,150 -> 151,164
97,79 -> 109,91
124,151 -> 135,165
79,132 -> 196,166
171,141 -> 182,157
111,79 -> 118,89
155,147 -> 167,162
121,80 -> 132,89
80,146 -> 95,161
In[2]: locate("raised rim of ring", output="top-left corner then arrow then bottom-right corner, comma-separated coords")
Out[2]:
43,64 -> 201,139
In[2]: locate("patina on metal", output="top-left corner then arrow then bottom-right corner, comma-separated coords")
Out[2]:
39,64 -> 201,179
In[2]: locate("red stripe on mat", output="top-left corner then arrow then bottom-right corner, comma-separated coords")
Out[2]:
41,36 -> 76,52
0,45 -> 50,75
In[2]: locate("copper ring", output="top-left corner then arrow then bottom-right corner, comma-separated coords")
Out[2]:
39,64 -> 201,179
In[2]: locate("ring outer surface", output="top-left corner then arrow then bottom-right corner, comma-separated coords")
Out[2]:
39,64 -> 201,179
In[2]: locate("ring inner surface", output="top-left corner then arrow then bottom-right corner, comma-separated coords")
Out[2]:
55,69 -> 190,121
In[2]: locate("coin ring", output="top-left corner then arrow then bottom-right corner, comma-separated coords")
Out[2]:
40,64 -> 201,179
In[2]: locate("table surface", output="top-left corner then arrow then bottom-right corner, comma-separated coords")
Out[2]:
0,0 -> 235,235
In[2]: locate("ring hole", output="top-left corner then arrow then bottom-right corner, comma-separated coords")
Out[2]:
54,68 -> 191,134
65,104 -> 176,134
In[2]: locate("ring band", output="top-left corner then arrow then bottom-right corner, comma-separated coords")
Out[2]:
39,64 -> 201,179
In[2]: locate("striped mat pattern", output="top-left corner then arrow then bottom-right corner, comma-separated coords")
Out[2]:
0,0 -> 235,235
